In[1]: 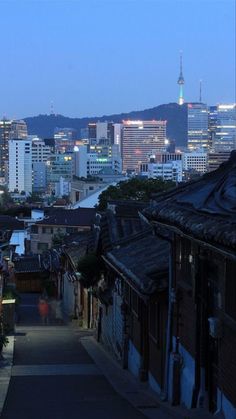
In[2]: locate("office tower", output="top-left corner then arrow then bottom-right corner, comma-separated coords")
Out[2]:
122,120 -> 167,172
47,153 -> 73,186
74,144 -> 122,178
112,123 -> 123,151
208,106 -> 218,148
88,123 -> 97,145
54,127 -> 77,141
177,52 -> 185,105
32,137 -> 51,163
32,163 -> 47,192
80,127 -> 89,139
88,122 -> 123,146
150,151 -> 182,164
44,138 -> 56,152
9,120 -> 28,140
214,104 -> 236,151
207,150 -> 231,172
54,127 -> 77,153
96,122 -> 109,142
166,138 -> 176,153
183,151 -> 208,174
187,103 -> 209,151
0,119 -> 28,178
31,137 -> 52,191
74,145 -> 88,178
140,160 -> 182,182
0,119 -> 12,177
8,139 -> 32,193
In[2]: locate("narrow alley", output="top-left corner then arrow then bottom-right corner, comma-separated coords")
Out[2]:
0,294 -> 165,419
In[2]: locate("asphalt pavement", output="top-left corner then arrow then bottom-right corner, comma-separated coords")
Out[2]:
1,294 -> 212,419
1,294 -> 146,419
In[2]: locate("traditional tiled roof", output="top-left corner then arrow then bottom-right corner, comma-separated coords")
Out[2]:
63,231 -> 95,268
36,208 -> 96,227
97,200 -> 150,253
105,232 -> 169,295
108,200 -> 147,218
14,256 -> 43,273
143,151 -> 236,251
0,216 -> 24,231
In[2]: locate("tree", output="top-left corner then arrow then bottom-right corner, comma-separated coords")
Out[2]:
96,178 -> 175,210
77,253 -> 104,288
52,232 -> 66,247
0,187 -> 14,209
26,192 -> 43,204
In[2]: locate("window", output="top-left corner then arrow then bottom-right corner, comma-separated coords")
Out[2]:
31,225 -> 38,234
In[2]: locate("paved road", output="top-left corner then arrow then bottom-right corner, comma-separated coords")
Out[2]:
1,294 -> 145,419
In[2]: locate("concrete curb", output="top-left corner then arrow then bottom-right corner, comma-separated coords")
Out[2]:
0,336 -> 14,416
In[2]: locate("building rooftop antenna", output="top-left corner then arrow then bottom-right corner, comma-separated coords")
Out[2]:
199,79 -> 202,103
177,51 -> 185,105
50,101 -> 55,116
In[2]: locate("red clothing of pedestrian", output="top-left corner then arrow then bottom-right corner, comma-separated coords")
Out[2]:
38,299 -> 49,324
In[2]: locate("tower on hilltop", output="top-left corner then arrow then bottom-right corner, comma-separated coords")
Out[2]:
177,52 -> 185,105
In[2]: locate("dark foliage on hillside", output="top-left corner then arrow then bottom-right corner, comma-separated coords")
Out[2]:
24,103 -> 187,146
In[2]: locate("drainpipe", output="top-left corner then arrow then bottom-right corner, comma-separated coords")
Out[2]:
162,249 -> 174,401
90,287 -> 93,328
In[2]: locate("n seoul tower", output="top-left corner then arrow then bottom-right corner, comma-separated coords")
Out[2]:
177,52 -> 185,105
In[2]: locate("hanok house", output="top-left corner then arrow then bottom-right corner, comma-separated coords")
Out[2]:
95,200 -> 169,393
30,208 -> 96,254
14,256 -> 44,293
0,215 -> 25,257
61,232 -> 97,327
143,151 -> 236,419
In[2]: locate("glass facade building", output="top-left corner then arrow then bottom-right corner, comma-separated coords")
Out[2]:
187,103 -> 209,151
214,104 -> 236,151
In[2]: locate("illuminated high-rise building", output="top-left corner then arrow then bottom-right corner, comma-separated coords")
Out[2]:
0,119 -> 28,178
213,104 -> 236,151
54,127 -> 77,153
88,122 -> 123,147
8,139 -> 32,193
187,103 -> 209,151
208,106 -> 218,148
122,120 -> 167,172
9,120 -> 28,140
177,52 -> 185,105
0,119 -> 12,177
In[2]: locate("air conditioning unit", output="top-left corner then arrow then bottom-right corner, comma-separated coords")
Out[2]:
208,317 -> 222,339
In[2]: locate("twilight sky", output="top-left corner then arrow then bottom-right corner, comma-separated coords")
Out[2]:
0,0 -> 235,119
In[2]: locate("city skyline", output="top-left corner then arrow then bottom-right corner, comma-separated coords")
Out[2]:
0,0 -> 235,119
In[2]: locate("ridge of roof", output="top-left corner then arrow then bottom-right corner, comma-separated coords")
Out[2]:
143,151 -> 236,250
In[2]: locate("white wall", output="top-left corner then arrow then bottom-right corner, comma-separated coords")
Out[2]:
9,139 -> 32,193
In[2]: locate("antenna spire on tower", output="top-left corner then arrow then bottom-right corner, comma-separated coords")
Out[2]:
50,101 -> 55,116
199,79 -> 202,103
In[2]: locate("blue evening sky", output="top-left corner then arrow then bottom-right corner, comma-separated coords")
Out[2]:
0,0 -> 235,118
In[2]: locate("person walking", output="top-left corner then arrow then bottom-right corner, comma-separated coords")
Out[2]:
55,298 -> 63,325
38,298 -> 49,325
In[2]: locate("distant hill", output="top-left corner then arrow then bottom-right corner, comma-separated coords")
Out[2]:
24,102 -> 187,146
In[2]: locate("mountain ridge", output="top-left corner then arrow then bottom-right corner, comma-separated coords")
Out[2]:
24,102 -> 187,146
